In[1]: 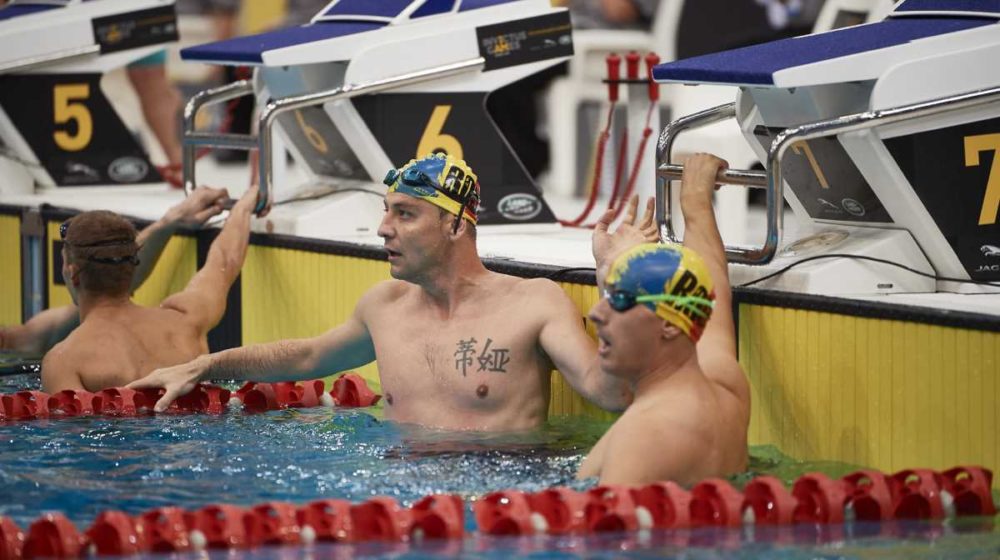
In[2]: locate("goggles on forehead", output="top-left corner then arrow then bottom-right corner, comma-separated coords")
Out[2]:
60,219 -> 140,266
383,165 -> 481,234
602,288 -> 713,318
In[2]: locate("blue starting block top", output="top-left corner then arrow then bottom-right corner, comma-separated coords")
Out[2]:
182,0 -> 524,65
652,16 -> 998,87
894,0 -> 1000,15
0,3 -> 63,21
181,22 -> 383,64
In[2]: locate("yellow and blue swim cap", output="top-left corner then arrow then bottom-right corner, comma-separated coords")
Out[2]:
605,243 -> 716,342
384,153 -> 480,226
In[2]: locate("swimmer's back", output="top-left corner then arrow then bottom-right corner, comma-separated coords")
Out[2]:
42,305 -> 206,392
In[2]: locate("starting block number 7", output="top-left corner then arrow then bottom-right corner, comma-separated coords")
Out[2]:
964,133 -> 1000,226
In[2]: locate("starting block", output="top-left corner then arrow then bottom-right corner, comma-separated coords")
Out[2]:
181,0 -> 572,238
0,0 -> 179,191
653,0 -> 1000,295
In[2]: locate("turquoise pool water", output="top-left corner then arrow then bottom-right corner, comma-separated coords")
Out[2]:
1,371 -> 998,559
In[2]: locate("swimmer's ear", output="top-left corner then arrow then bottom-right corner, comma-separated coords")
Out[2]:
661,322 -> 683,341
63,262 -> 81,287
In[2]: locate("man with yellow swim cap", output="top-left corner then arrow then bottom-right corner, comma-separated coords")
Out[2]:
579,153 -> 751,486
131,153 -> 658,430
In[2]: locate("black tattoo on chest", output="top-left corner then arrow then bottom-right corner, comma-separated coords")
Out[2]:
454,337 -> 511,376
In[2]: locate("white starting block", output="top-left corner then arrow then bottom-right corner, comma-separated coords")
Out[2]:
0,0 -> 178,192
180,0 -> 574,239
653,0 -> 1000,295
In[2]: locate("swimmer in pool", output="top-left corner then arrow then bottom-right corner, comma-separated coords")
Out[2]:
131,153 -> 659,431
0,187 -> 230,356
40,186 -> 259,393
577,153 -> 750,485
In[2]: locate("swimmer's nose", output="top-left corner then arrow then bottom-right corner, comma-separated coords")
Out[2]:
588,298 -> 609,325
377,214 -> 393,239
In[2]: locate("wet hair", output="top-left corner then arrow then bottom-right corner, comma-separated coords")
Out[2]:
62,211 -> 139,297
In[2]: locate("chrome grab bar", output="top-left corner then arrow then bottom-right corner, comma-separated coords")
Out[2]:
255,57 -> 486,214
655,85 -> 1000,265
657,164 -> 767,187
181,79 -> 254,195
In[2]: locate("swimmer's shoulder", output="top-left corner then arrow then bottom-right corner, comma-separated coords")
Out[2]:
358,280 -> 412,309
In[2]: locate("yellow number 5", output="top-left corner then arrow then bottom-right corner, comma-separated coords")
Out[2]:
53,84 -> 92,152
417,105 -> 463,160
964,133 -> 1000,226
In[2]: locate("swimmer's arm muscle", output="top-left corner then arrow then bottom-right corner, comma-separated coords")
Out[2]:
204,315 -> 375,382
161,187 -> 255,333
537,281 -> 631,412
40,345 -> 85,393
1,306 -> 79,355
132,187 -> 228,292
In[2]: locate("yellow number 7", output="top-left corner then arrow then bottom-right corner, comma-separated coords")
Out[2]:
964,133 -> 1000,226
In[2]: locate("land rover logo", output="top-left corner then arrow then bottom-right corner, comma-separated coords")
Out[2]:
498,193 -> 542,221
108,157 -> 149,183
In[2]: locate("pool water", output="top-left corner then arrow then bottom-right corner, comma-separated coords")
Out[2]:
1,372 -> 998,559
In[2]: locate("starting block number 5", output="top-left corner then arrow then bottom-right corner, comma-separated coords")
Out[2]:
53,84 -> 92,152
964,133 -> 1000,226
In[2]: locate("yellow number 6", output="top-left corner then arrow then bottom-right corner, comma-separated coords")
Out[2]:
417,105 -> 463,160
53,84 -> 92,152
295,109 -> 328,154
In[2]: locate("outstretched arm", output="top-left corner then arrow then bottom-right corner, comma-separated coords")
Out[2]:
128,287 -> 382,412
0,306 -> 79,356
160,186 -> 256,334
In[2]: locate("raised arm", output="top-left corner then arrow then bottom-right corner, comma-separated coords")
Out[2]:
128,287 -> 382,412
592,195 -> 659,293
537,280 -> 632,412
679,154 -> 749,405
132,186 -> 229,291
160,186 -> 255,334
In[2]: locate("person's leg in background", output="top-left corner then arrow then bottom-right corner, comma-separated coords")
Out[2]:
127,50 -> 184,185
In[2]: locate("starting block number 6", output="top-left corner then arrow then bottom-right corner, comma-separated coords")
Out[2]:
53,84 -> 93,152
964,133 -> 1000,226
417,105 -> 463,161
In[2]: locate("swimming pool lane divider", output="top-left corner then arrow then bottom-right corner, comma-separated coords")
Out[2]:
0,373 -> 381,421
0,467 -> 995,558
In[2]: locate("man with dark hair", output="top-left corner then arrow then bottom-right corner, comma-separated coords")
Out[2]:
131,153 -> 658,430
1,187 -> 230,356
41,186 -> 259,393
578,153 -> 750,485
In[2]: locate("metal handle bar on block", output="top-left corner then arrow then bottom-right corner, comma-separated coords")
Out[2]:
181,79 -> 255,195
654,102 -> 780,265
256,57 -> 486,214
656,84 -> 1000,265
657,164 -> 767,187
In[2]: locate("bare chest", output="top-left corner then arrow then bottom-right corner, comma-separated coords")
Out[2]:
365,304 -> 548,417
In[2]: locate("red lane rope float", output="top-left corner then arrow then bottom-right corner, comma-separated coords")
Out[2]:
0,467 -> 995,558
0,373 -> 380,422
